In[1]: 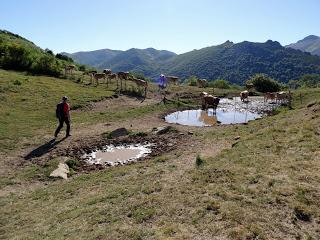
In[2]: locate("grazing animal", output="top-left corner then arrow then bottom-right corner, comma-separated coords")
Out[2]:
64,64 -> 76,76
276,91 -> 292,104
166,76 -> 179,85
83,70 -> 97,84
128,77 -> 148,98
103,69 -> 112,75
200,92 -> 220,110
197,79 -> 207,88
264,92 -> 276,102
102,69 -> 114,87
92,73 -> 106,85
117,71 -> 130,90
240,90 -> 249,102
107,73 -> 118,87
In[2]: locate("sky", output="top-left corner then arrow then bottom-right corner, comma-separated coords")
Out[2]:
1,0 -> 320,54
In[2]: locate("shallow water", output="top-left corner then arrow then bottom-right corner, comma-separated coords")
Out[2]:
165,109 -> 261,126
84,144 -> 152,165
165,96 -> 267,126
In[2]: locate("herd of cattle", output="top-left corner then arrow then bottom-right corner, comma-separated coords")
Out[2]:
64,64 -> 293,105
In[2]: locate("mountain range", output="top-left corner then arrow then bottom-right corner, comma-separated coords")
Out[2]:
286,35 -> 320,56
65,37 -> 320,84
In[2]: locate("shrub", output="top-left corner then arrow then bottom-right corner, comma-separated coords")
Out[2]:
196,154 -> 205,167
248,73 -> 282,93
297,74 -> 320,88
186,76 -> 198,86
208,79 -> 231,89
55,53 -> 74,63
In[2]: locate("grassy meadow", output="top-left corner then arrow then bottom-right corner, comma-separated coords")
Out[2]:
0,69 -> 320,239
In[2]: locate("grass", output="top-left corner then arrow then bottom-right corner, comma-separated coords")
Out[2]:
1,69 -> 320,239
0,70 -> 115,151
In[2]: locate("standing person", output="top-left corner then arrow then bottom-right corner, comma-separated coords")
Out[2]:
157,74 -> 167,91
54,96 -> 71,138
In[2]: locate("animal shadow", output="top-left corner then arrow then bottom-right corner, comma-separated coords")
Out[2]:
24,138 -> 66,160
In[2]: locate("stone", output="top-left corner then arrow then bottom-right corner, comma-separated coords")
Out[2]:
153,126 -> 172,135
234,136 -> 241,140
110,128 -> 129,138
188,131 -> 194,135
50,163 -> 70,180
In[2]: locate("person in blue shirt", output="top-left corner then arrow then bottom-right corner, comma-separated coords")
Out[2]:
157,74 -> 167,91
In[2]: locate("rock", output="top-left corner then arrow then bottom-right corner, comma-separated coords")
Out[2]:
307,101 -> 316,108
188,131 -> 194,135
50,163 -> 70,180
153,126 -> 172,135
110,128 -> 129,138
234,136 -> 241,140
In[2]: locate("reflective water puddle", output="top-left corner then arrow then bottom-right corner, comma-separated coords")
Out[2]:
83,144 -> 152,166
165,108 -> 261,126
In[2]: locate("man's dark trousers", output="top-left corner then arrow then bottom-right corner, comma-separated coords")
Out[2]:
54,118 -> 70,137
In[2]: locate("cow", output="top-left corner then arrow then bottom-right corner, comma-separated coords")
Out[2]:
92,73 -> 106,85
240,90 -> 249,102
276,91 -> 292,104
128,77 -> 148,98
166,76 -> 179,85
117,71 -> 130,90
64,64 -> 77,76
264,92 -> 276,103
200,92 -> 220,111
197,79 -> 207,88
103,69 -> 112,75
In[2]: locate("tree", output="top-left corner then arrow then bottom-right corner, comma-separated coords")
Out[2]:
297,74 -> 320,88
248,74 -> 282,93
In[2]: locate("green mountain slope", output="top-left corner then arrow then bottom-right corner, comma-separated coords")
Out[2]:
97,48 -> 176,77
162,40 -> 320,84
286,35 -> 320,56
0,30 -> 73,77
65,47 -> 176,76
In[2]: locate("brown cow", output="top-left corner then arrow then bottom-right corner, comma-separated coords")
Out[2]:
92,73 -> 106,85
276,91 -> 292,104
200,92 -> 220,110
128,77 -> 148,98
240,90 -> 249,102
117,71 -> 130,90
166,76 -> 179,85
64,64 -> 77,76
197,79 -> 207,88
264,92 -> 276,102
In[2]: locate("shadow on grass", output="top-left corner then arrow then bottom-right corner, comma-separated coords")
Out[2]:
24,138 -> 66,160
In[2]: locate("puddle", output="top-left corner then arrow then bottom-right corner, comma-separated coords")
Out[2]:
83,144 -> 152,166
164,97 -> 275,126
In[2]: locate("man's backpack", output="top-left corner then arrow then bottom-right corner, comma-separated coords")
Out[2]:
56,103 -> 64,119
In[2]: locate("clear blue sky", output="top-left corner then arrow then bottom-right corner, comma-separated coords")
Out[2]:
1,0 -> 319,54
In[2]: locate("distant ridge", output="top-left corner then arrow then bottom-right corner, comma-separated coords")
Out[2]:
286,35 -> 320,56
64,38 -> 320,83
63,48 -> 177,77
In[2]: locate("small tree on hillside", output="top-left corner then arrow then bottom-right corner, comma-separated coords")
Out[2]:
185,76 -> 198,86
247,74 -> 282,93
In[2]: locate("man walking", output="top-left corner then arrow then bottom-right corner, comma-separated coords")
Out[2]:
54,96 -> 71,138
